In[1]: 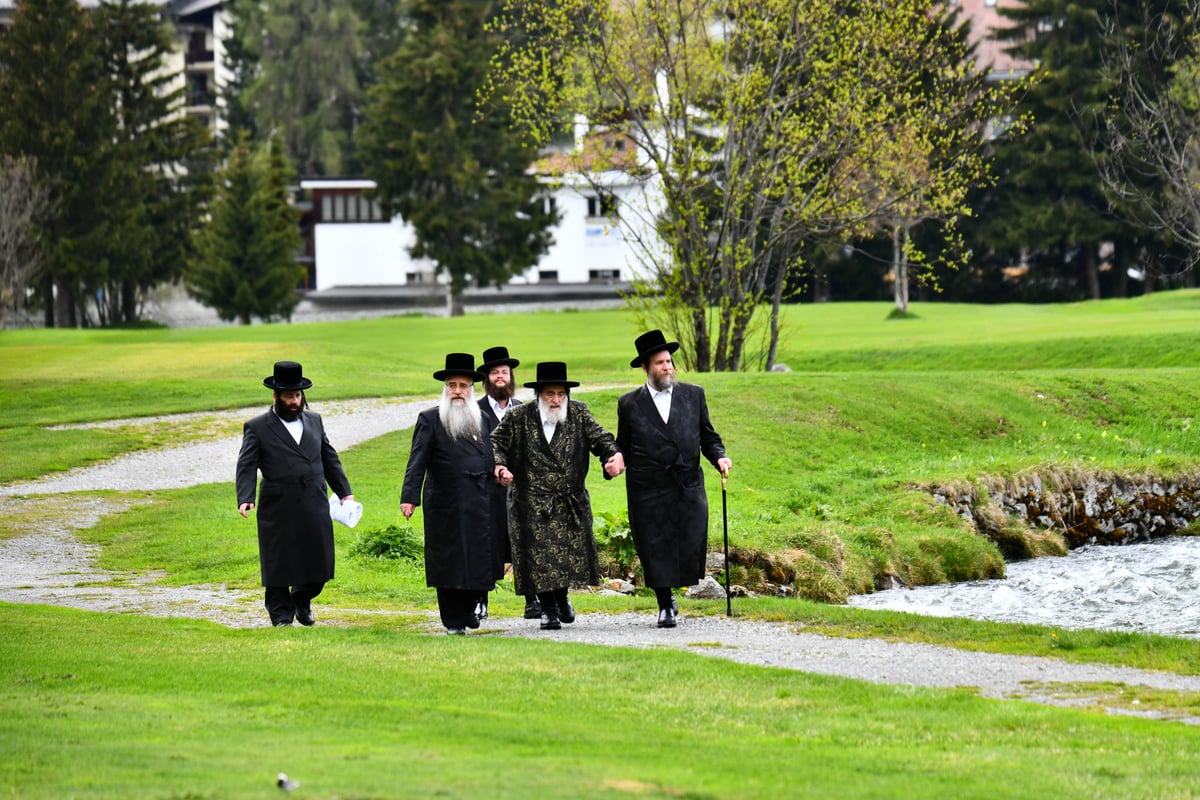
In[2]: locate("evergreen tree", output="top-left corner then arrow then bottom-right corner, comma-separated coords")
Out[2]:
229,0 -> 364,175
187,134 -> 304,324
0,0 -> 113,326
94,0 -> 213,325
356,0 -> 556,316
985,0 -> 1190,300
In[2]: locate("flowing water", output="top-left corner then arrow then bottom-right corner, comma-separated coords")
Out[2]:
847,536 -> 1200,639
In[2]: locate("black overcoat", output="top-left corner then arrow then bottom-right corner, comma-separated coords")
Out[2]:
616,382 -> 726,588
479,396 -> 521,567
490,399 -> 617,595
236,409 -> 352,587
401,407 -> 499,591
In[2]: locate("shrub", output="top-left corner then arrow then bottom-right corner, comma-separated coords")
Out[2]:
594,509 -> 641,581
348,524 -> 424,564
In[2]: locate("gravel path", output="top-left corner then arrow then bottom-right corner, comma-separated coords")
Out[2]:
4,396 -> 1200,721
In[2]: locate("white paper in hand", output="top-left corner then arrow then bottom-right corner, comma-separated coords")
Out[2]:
329,493 -> 363,528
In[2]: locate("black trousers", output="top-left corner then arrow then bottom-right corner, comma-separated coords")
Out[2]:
436,587 -> 479,630
265,582 -> 324,625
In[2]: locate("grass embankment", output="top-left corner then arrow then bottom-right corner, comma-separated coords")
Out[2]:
6,293 -> 1200,797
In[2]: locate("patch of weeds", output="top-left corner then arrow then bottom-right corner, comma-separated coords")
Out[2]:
348,524 -> 423,564
594,509 -> 640,581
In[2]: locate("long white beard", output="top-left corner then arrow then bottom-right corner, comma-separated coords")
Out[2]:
539,396 -> 568,425
439,387 -> 482,441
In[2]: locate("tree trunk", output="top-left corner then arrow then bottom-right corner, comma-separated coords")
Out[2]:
1085,245 -> 1101,300
55,279 -> 75,328
892,224 -> 908,313
121,281 -> 138,324
42,273 -> 55,328
447,287 -> 464,317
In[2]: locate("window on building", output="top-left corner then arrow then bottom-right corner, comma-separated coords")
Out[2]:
316,190 -> 388,223
588,269 -> 620,282
586,193 -> 618,219
539,270 -> 559,283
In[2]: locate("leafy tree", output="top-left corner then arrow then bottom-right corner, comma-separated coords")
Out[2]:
0,155 -> 52,327
489,0 -> 1020,370
357,0 -> 557,317
0,0 -> 113,327
228,0 -> 364,175
188,134 -> 305,324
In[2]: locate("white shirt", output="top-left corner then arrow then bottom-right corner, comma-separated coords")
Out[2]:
648,383 -> 672,424
274,410 -> 303,444
541,414 -> 558,442
488,395 -> 513,419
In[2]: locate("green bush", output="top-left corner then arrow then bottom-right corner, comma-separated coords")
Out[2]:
594,509 -> 641,581
348,524 -> 424,564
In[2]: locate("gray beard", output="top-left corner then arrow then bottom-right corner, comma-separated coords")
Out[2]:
649,373 -> 675,392
538,397 -> 568,425
439,389 -> 482,441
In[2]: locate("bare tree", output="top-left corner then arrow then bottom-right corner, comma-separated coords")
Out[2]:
0,155 -> 52,327
1094,1 -> 1200,281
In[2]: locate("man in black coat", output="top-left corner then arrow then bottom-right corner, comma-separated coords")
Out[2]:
237,361 -> 354,627
401,353 -> 501,635
616,331 -> 731,628
476,345 -> 541,620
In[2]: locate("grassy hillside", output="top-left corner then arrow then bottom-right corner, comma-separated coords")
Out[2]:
6,291 -> 1200,601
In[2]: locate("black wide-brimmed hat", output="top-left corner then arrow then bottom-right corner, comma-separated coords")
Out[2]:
630,329 -> 680,367
263,361 -> 313,390
523,361 -> 580,390
433,353 -> 484,382
479,346 -> 520,371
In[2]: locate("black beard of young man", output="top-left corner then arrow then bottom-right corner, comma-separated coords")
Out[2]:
274,393 -> 306,422
485,377 -> 515,403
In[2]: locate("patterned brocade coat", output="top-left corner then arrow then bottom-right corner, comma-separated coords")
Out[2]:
490,399 -> 618,596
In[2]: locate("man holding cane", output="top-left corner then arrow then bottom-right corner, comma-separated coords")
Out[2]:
616,331 -> 731,628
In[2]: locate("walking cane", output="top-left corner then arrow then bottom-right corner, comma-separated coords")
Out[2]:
722,471 -> 732,617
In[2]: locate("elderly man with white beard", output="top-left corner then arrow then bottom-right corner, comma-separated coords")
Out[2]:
490,362 -> 624,631
401,353 -> 502,635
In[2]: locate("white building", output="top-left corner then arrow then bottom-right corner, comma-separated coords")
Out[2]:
302,133 -> 663,293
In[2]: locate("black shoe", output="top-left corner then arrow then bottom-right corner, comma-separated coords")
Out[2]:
295,607 -> 315,626
273,620 -> 293,627
558,598 -> 575,624
523,599 -> 542,619
466,611 -> 481,630
657,607 -> 676,628
540,612 -> 561,631
446,627 -> 466,636
474,601 -> 488,622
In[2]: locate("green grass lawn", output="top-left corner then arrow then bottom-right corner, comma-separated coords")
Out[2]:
6,291 -> 1200,797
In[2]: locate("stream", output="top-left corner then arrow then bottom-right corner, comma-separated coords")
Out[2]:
848,536 -> 1200,639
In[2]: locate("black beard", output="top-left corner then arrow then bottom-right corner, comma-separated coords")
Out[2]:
486,379 -> 515,403
274,398 -> 303,421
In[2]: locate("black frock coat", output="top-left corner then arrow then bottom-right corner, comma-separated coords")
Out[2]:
479,396 -> 521,568
490,399 -> 618,595
236,409 -> 352,587
400,407 -> 499,591
616,382 -> 726,588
